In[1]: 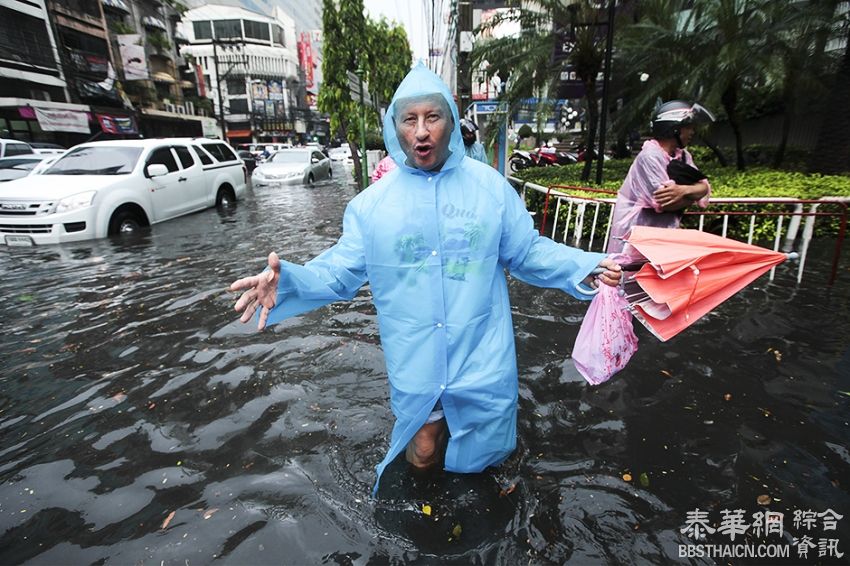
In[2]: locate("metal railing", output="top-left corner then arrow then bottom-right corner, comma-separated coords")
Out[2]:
508,176 -> 848,285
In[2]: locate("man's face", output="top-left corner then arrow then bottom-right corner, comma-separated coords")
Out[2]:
395,96 -> 453,170
679,125 -> 695,147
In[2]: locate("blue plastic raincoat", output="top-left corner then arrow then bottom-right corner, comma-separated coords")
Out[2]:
263,63 -> 605,493
464,141 -> 488,164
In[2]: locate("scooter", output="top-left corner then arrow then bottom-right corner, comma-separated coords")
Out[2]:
509,149 -> 535,172
536,146 -> 578,166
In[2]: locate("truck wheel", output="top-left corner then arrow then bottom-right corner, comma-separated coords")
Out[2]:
216,186 -> 236,207
108,209 -> 143,235
307,174 -> 315,186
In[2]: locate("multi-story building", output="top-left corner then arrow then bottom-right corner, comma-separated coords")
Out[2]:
178,4 -> 299,144
101,0 -> 217,137
0,0 -> 100,145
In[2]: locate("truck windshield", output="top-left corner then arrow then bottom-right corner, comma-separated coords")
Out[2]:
44,146 -> 142,175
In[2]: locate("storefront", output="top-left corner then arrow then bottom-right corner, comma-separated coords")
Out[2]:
0,99 -> 94,148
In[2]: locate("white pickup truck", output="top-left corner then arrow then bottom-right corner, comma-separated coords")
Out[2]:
0,138 -> 247,246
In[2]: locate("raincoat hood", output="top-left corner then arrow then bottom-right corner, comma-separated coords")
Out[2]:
383,62 -> 465,174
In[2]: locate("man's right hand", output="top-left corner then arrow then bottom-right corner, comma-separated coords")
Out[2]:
230,251 -> 281,330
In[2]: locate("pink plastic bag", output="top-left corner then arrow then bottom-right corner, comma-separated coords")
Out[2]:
572,284 -> 638,385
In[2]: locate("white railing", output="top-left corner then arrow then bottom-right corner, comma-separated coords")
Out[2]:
508,176 -> 848,285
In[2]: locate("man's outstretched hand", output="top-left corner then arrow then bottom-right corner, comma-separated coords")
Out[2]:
590,258 -> 622,289
230,252 -> 281,330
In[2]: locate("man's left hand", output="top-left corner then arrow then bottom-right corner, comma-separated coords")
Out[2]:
589,258 -> 622,289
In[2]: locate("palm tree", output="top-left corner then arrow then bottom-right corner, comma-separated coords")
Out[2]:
471,1 -> 608,181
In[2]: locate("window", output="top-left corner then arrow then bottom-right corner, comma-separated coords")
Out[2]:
191,145 -> 213,165
0,7 -> 57,69
201,143 -> 237,162
45,146 -> 141,175
226,78 -> 245,95
147,147 -> 179,173
274,25 -> 285,46
243,20 -> 270,41
193,20 -> 212,40
213,19 -> 241,40
4,143 -> 33,156
228,98 -> 248,114
312,151 -> 324,162
174,146 -> 195,168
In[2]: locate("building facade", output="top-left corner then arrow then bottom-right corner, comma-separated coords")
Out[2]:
178,4 -> 300,144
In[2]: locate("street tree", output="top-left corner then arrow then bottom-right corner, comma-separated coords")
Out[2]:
318,0 -> 411,187
471,1 -> 607,181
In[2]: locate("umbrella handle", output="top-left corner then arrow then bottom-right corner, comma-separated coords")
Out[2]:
575,267 -> 605,297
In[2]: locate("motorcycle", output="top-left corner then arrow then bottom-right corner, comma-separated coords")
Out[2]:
536,146 -> 578,166
509,149 -> 535,172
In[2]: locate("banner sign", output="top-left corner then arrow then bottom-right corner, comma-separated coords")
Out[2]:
97,113 -> 137,134
117,34 -> 149,81
34,107 -> 90,133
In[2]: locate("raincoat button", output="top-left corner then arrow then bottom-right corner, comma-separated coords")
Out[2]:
427,177 -> 432,182
436,322 -> 443,328
431,250 -> 437,256
440,385 -> 446,390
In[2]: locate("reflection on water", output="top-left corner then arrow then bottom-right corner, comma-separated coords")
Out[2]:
1,171 -> 848,564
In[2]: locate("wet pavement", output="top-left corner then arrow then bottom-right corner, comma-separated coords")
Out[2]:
1,164 -> 848,564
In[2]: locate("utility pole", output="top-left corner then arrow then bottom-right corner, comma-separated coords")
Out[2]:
595,0 -> 616,185
456,1 -> 473,114
212,40 -> 226,140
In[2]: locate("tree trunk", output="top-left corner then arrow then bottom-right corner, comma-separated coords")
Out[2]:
772,104 -> 793,169
721,83 -> 746,171
698,134 -> 729,167
808,23 -> 850,174
581,82 -> 598,182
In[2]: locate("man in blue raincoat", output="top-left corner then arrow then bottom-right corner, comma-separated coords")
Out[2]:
230,63 -> 621,493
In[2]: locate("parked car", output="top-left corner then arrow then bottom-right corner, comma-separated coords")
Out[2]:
328,146 -> 352,162
0,139 -> 34,158
237,150 -> 257,173
0,138 -> 247,246
252,148 -> 331,186
0,156 -> 47,182
29,142 -> 66,156
28,153 -> 65,176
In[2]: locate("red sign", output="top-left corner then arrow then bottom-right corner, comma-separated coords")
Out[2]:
97,113 -> 137,134
195,64 -> 206,97
298,33 -> 314,90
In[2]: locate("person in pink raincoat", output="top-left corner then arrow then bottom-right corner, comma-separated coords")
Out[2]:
606,101 -> 715,257
370,154 -> 397,183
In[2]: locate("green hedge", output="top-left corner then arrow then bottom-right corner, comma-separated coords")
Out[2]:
513,160 -> 850,242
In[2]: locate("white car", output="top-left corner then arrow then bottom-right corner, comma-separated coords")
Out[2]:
328,146 -> 352,162
0,138 -> 247,246
252,148 -> 332,186
29,142 -> 67,156
0,156 -> 47,182
0,138 -> 34,158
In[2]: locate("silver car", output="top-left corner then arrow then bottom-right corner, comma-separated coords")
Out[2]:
252,148 -> 332,186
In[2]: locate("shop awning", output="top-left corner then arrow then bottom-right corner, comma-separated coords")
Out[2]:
101,0 -> 130,14
226,129 -> 252,138
142,16 -> 167,31
152,72 -> 176,83
178,80 -> 194,89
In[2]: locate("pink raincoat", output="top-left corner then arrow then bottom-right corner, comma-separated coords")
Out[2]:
370,155 -> 397,183
606,140 -> 710,257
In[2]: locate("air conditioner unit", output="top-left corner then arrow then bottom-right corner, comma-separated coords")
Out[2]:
164,102 -> 177,113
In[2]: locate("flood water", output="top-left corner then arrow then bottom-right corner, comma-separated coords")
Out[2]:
1,165 -> 848,565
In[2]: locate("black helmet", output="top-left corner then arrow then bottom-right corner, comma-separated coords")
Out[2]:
651,100 -> 715,146
460,118 -> 479,146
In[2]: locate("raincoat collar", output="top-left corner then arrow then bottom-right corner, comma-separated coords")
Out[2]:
383,62 -> 465,175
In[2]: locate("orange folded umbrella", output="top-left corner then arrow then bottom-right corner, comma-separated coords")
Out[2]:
621,226 -> 793,341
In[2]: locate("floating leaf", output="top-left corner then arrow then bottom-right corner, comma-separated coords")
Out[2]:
622,473 -> 632,482
723,393 -> 732,401
18,294 -> 35,302
499,483 -> 517,497
161,510 -> 176,529
660,370 -> 672,378
452,523 -> 462,538
203,508 -> 218,520
757,495 -> 772,506
639,472 -> 650,488
422,504 -> 432,516
773,350 -> 782,362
